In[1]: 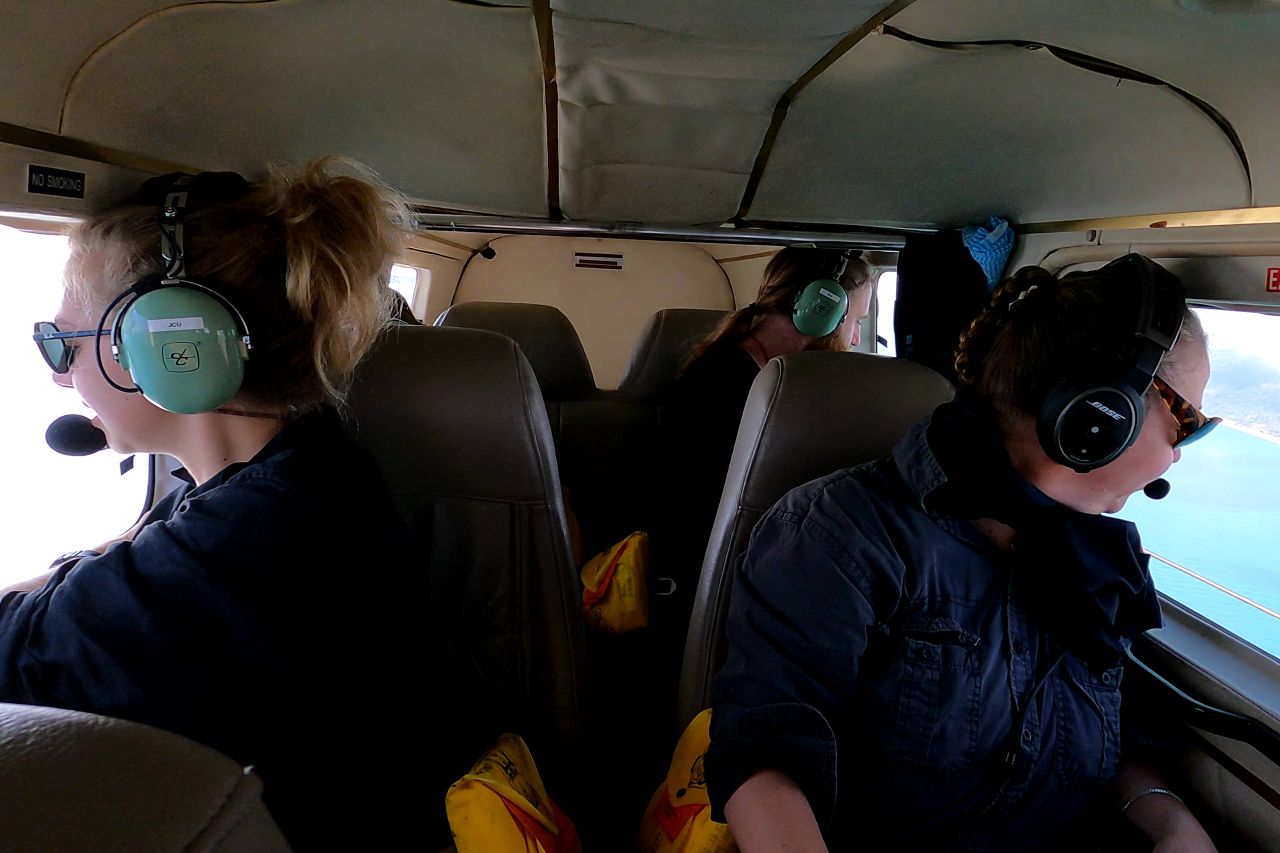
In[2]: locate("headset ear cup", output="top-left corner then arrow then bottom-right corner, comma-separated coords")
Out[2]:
792,278 -> 849,338
1037,379 -> 1146,472
116,284 -> 247,414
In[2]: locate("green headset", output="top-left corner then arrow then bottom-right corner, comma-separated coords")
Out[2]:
791,250 -> 854,337
97,173 -> 254,414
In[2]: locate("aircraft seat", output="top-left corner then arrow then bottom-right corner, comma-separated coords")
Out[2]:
436,301 -> 595,431
614,308 -> 729,403
676,351 -> 955,731
345,324 -> 587,813
0,702 -> 288,852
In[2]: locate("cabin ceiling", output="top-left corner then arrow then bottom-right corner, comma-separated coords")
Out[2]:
2,0 -> 1278,229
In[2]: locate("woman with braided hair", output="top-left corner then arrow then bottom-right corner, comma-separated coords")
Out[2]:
708,255 -> 1218,851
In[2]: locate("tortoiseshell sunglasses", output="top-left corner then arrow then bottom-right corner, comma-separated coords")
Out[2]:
1151,375 -> 1221,447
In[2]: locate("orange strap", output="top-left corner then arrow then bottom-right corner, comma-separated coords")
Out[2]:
582,541 -> 628,609
500,795 -> 579,853
653,786 -> 707,842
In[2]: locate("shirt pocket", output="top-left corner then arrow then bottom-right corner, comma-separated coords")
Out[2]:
888,619 -> 982,778
1054,658 -> 1123,789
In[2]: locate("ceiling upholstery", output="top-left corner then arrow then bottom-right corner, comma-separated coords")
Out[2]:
2,0 -> 1279,228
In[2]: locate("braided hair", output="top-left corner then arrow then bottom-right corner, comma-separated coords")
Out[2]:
955,262 -> 1204,420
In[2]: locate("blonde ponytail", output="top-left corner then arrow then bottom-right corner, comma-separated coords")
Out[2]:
268,158 -> 410,403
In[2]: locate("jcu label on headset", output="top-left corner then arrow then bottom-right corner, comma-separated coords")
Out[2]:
27,165 -> 85,199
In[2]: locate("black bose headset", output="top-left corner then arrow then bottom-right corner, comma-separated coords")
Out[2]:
1035,254 -> 1185,472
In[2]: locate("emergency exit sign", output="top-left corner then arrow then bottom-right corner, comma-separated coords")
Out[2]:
1268,268 -> 1280,293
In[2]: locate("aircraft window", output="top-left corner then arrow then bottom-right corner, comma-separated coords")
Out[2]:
0,225 -> 149,588
874,270 -> 898,356
1122,307 -> 1280,659
390,263 -> 426,313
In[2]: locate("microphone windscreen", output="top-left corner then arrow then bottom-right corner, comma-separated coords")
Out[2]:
1142,478 -> 1172,500
45,414 -> 108,456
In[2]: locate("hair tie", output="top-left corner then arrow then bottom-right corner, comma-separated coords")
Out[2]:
1008,284 -> 1039,311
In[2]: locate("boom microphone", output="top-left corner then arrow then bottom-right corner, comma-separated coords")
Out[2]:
1142,478 -> 1171,500
45,414 -> 108,456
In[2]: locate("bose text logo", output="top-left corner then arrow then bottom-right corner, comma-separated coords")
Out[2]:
1088,400 -> 1125,421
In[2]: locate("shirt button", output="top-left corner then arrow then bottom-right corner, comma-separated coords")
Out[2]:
921,646 -> 935,660
1101,672 -> 1113,685
1022,728 -> 1033,743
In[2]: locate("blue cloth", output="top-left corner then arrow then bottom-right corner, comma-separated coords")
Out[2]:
963,215 -> 1015,289
0,409 -> 438,849
706,402 -> 1161,851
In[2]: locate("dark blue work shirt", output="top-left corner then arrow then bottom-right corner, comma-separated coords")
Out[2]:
0,408 -> 428,849
707,414 -> 1150,852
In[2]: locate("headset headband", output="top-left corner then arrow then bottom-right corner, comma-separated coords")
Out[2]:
832,250 -> 852,284
1105,253 -> 1185,385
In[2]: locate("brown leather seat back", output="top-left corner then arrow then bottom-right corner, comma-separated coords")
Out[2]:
676,351 -> 954,730
615,308 -> 729,403
346,325 -> 586,794
0,702 -> 289,852
436,301 -> 596,408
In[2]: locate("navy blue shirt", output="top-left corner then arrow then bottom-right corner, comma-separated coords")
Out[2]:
0,408 -> 429,848
707,412 -> 1157,852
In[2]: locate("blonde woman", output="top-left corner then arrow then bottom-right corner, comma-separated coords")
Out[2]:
8,160 -> 427,848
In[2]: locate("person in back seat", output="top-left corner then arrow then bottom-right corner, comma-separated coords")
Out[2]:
708,256 -> 1218,851
652,249 -> 873,671
8,159 -> 433,849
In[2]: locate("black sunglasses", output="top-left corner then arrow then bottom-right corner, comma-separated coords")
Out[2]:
33,321 -> 100,374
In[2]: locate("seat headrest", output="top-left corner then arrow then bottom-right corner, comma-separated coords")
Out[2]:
0,703 -> 289,852
616,308 -> 729,402
727,352 -> 956,511
436,301 -> 595,399
348,324 -> 562,502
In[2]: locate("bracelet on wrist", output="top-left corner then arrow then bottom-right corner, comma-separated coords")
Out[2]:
1120,787 -> 1185,816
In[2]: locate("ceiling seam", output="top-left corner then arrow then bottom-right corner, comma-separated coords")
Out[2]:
732,0 -> 920,223
57,0 -> 290,137
880,24 -> 1255,209
532,0 -> 563,221
0,120 -> 200,175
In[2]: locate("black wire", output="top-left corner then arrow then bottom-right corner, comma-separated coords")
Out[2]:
406,246 -> 465,262
95,286 -> 142,395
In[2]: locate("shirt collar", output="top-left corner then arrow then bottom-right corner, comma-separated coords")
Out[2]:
890,404 -> 1064,549
891,416 -> 947,505
184,407 -> 335,498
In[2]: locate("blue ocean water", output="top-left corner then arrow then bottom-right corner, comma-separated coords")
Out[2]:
1121,425 -> 1280,660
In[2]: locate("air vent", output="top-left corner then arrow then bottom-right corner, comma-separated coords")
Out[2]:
574,252 -> 623,271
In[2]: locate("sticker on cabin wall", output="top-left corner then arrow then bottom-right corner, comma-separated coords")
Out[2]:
27,165 -> 85,199
1267,268 -> 1280,293
574,252 -> 624,271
